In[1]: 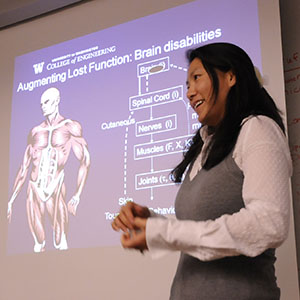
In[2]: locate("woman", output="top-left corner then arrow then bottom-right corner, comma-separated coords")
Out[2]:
111,43 -> 292,299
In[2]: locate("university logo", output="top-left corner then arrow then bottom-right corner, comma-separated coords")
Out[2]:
33,62 -> 45,74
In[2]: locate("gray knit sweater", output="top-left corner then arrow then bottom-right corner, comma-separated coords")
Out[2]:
170,153 -> 280,300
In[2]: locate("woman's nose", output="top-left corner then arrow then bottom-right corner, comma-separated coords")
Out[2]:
187,85 -> 195,101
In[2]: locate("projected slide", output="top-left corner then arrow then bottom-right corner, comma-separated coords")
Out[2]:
7,0 -> 261,254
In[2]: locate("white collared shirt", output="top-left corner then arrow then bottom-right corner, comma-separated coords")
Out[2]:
146,115 -> 293,261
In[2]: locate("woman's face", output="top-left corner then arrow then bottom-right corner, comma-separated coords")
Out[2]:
186,58 -> 235,127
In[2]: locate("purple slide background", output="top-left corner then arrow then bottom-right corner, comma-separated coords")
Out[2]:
7,0 -> 261,254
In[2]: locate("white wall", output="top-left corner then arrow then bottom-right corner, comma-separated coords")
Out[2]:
280,0 -> 300,294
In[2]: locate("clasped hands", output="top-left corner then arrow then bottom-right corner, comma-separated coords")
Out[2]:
111,202 -> 150,252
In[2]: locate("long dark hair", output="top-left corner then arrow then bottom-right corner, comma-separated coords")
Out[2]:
171,42 -> 284,183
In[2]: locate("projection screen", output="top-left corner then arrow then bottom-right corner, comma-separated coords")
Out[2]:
0,0 -> 298,299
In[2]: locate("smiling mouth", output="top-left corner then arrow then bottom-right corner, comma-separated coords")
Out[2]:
194,100 -> 205,109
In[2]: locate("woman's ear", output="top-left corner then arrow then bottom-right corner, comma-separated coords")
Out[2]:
227,70 -> 236,87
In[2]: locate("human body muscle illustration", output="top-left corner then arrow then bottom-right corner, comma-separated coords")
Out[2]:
8,87 -> 90,252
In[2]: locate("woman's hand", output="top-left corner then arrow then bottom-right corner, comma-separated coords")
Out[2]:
121,218 -> 148,251
111,201 -> 150,233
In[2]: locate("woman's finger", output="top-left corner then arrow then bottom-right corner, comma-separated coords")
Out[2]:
111,202 -> 150,233
111,203 -> 137,232
112,214 -> 130,232
121,228 -> 148,251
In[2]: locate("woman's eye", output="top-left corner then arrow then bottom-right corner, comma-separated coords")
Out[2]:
194,74 -> 201,80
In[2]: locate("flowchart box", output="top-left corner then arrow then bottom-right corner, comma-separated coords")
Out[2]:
135,114 -> 177,137
135,169 -> 174,190
134,134 -> 193,160
129,85 -> 183,111
137,57 -> 170,77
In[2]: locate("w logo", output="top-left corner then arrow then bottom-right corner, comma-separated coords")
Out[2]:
33,62 -> 45,74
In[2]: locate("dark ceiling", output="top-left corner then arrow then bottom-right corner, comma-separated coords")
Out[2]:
0,0 -> 85,29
